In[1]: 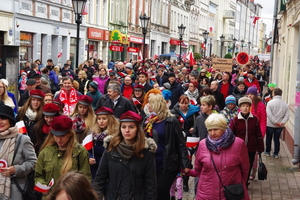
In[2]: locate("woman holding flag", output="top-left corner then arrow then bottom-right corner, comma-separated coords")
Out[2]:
87,107 -> 119,181
129,85 -> 145,114
35,115 -> 91,196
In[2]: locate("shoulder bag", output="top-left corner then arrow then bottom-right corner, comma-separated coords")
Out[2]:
210,152 -> 245,200
258,153 -> 267,180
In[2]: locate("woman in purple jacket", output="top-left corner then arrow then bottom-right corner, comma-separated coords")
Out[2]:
187,113 -> 250,200
95,68 -> 109,94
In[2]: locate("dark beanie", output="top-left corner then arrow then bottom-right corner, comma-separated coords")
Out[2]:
0,105 -> 15,126
168,72 -> 175,78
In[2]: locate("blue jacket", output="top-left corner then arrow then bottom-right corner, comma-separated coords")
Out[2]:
169,81 -> 184,109
86,90 -> 102,109
108,62 -> 114,69
49,71 -> 58,86
7,92 -> 17,114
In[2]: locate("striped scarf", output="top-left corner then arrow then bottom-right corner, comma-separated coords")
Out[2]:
144,114 -> 159,137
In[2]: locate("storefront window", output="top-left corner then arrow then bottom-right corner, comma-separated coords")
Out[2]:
70,38 -> 76,69
88,41 -> 98,60
20,32 -> 33,70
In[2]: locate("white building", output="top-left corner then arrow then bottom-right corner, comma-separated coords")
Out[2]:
198,0 -> 209,56
188,0 -> 201,53
207,1 -> 218,57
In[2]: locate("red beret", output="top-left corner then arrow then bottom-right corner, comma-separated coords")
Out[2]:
96,107 -> 113,115
53,99 -> 64,107
119,111 -> 142,124
134,84 -> 144,90
138,71 -> 148,77
78,95 -> 93,105
43,103 -> 60,116
50,115 -> 72,136
150,63 -> 156,66
190,81 -> 198,88
30,90 -> 45,99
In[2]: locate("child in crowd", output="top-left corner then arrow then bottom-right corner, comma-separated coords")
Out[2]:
18,72 -> 27,95
220,95 -> 239,126
162,82 -> 172,108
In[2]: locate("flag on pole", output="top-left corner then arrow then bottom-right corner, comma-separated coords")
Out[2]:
82,3 -> 88,15
186,137 -> 200,148
151,75 -> 156,81
57,50 -> 63,58
16,121 -> 27,134
132,98 -> 141,106
209,27 -> 213,32
250,16 -> 260,27
34,178 -> 54,193
188,51 -> 196,65
82,134 -> 93,151
154,54 -> 158,59
139,50 -> 143,61
201,43 -> 206,50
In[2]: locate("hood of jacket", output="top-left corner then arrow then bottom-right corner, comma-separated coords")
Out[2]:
103,135 -> 157,153
173,103 -> 199,118
233,85 -> 248,94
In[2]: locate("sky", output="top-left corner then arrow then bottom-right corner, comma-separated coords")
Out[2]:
255,0 -> 275,36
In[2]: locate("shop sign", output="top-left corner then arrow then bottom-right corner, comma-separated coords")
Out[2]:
104,30 -> 110,41
109,45 -> 123,52
127,47 -> 139,53
129,36 -> 143,44
88,28 -> 104,40
110,30 -> 123,44
170,39 -> 186,46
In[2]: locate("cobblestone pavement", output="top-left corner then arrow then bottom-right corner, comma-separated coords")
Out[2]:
180,139 -> 300,200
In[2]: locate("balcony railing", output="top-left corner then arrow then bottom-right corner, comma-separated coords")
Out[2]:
223,10 -> 235,19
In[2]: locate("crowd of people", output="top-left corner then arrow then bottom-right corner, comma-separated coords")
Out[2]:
0,55 -> 290,200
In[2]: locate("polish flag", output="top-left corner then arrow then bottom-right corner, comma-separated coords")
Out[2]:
188,51 -> 196,65
201,43 -> 206,50
139,50 -> 143,61
82,3 -> 88,15
108,69 -> 113,73
186,137 -> 200,148
159,87 -> 164,92
57,50 -> 63,58
154,54 -> 158,59
82,134 -> 93,151
264,94 -> 271,102
34,178 -> 54,193
251,16 -> 260,27
118,71 -> 126,77
209,27 -> 213,32
132,98 -> 141,106
16,121 -> 27,134
151,75 -> 156,81
190,98 -> 197,105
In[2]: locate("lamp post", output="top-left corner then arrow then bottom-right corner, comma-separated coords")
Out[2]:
178,24 -> 186,61
72,0 -> 87,70
203,30 -> 209,58
241,39 -> 245,51
232,37 -> 237,57
210,38 -> 212,57
220,34 -> 225,58
139,13 -> 150,65
248,41 -> 251,55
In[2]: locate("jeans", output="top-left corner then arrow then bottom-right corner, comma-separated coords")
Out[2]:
266,126 -> 284,156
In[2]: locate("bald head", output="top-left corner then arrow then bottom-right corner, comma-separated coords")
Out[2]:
210,81 -> 219,91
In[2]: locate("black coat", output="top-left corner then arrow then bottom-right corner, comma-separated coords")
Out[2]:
78,78 -> 90,95
94,136 -> 157,200
102,95 -> 136,118
232,85 -> 248,103
169,81 -> 184,109
18,91 -> 30,107
143,83 -> 152,94
143,116 -> 190,172
15,114 -> 36,141
213,90 -> 225,110
155,75 -> 168,87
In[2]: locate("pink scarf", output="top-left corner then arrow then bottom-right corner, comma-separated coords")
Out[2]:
58,88 -> 78,115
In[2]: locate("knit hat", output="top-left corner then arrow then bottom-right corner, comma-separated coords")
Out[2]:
163,83 -> 171,90
0,105 -> 15,126
0,79 -> 8,87
50,115 -> 73,136
268,83 -> 276,88
125,63 -> 133,69
162,89 -> 172,101
89,81 -> 98,90
246,86 -> 258,95
238,97 -> 252,106
21,72 -> 27,76
238,77 -> 245,82
225,95 -> 236,105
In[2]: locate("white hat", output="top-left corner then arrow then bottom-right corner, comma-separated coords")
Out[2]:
1,79 -> 8,87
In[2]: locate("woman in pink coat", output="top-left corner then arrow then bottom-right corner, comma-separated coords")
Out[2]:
187,113 -> 250,200
95,68 -> 109,94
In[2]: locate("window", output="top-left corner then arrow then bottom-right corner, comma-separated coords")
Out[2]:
161,42 -> 167,54
96,0 -> 100,25
20,32 -> 33,69
151,40 -> 155,57
103,0 -> 107,26
131,0 -> 136,24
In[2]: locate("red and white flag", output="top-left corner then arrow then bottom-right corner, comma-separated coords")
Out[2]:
16,121 -> 27,134
82,3 -> 88,15
154,54 -> 158,59
108,69 -> 113,73
132,98 -> 141,106
209,27 -> 213,32
57,50 -> 63,58
151,75 -> 156,81
251,16 -> 260,27
188,51 -> 196,65
186,137 -> 200,148
82,134 -> 93,151
190,98 -> 197,105
201,43 -> 206,50
118,71 -> 126,77
139,50 -> 143,61
34,178 -> 54,193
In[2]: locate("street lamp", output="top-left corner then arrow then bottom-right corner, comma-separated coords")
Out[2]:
232,38 -> 237,57
220,34 -> 225,58
178,24 -> 186,61
72,0 -> 87,70
203,30 -> 209,58
139,13 -> 150,65
248,41 -> 251,55
241,39 -> 245,51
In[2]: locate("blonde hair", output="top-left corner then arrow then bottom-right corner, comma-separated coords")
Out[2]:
200,95 -> 216,108
0,81 -> 10,102
41,130 -> 76,174
91,114 -> 119,135
148,94 -> 173,120
73,80 -> 79,90
205,113 -> 227,131
78,70 -> 87,80
45,93 -> 54,99
53,66 -> 60,76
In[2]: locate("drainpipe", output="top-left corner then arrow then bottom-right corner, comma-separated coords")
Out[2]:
291,25 -> 300,165
269,0 -> 278,84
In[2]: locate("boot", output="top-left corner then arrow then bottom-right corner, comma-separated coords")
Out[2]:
170,196 -> 175,200
183,179 -> 189,192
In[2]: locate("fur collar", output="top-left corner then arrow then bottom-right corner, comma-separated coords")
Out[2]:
103,135 -> 157,153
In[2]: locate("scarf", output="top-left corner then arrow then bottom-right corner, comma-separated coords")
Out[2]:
42,123 -> 51,134
93,130 -> 107,141
208,130 -> 228,149
222,106 -> 238,124
144,114 -> 159,137
0,126 -> 19,198
185,88 -> 199,100
59,88 -> 78,116
116,140 -> 135,160
72,115 -> 86,133
25,108 -> 37,121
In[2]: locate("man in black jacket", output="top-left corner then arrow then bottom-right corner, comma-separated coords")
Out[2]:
138,71 -> 152,93
18,79 -> 36,107
168,72 -> 184,109
210,81 -> 225,110
155,68 -> 168,87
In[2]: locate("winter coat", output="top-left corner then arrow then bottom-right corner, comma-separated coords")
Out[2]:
232,85 -> 248,103
93,135 -> 157,200
266,96 -> 289,128
78,78 -> 90,95
0,131 -> 37,200
88,139 -> 105,181
95,75 -> 109,95
244,78 -> 261,94
7,91 -> 18,114
217,82 -> 234,97
263,88 -> 273,104
102,95 -> 136,118
48,71 -> 58,86
256,70 -> 266,82
18,90 -> 30,107
121,83 -> 134,99
35,83 -> 51,94
61,68 -> 75,78
188,129 -> 250,200
155,75 -> 168,87
192,113 -> 209,140
15,114 -> 36,141
35,143 -> 92,192
169,81 -> 184,109
142,83 -> 152,94
143,116 -> 190,172
251,101 -> 267,137
230,112 -> 264,152
41,73 -> 51,87
87,90 -> 102,110
171,104 -> 199,137
220,105 -> 239,125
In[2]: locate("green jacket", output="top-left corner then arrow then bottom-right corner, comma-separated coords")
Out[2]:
35,143 -> 92,189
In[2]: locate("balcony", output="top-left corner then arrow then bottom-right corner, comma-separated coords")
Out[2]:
223,10 -> 235,19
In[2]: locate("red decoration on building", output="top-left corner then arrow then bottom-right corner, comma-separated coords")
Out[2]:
109,45 -> 123,52
127,47 -> 139,53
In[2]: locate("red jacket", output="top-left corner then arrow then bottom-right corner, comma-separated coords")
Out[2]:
230,112 -> 264,153
251,101 -> 267,137
188,131 -> 250,200
244,78 -> 260,93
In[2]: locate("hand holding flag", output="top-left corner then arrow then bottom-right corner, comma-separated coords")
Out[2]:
34,178 -> 54,193
186,137 -> 200,148
82,134 -> 93,151
16,121 -> 27,134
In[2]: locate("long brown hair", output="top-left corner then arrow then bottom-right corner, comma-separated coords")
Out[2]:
108,121 -> 145,158
251,95 -> 262,113
70,103 -> 95,136
91,114 -> 119,135
40,130 -> 76,175
18,96 -> 44,121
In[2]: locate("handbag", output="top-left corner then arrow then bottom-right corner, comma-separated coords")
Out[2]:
10,135 -> 39,200
258,153 -> 268,180
210,152 -> 245,200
